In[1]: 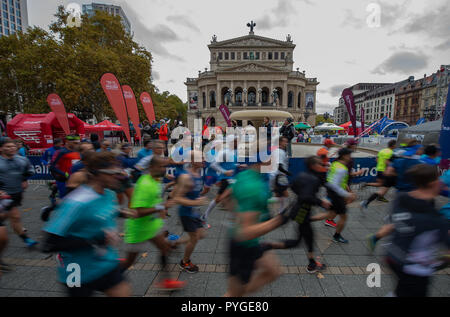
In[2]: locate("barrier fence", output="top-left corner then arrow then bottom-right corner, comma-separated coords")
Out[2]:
27,155 -> 377,184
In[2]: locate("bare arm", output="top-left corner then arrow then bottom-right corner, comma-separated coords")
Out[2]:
234,211 -> 283,242
170,174 -> 207,207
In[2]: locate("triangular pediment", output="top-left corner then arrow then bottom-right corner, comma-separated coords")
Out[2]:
218,63 -> 287,73
209,34 -> 295,49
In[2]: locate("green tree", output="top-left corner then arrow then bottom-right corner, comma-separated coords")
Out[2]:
315,114 -> 334,126
0,6 -> 185,123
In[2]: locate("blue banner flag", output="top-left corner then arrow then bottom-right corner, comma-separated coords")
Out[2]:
439,82 -> 450,170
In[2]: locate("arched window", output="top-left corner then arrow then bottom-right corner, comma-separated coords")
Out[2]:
247,87 -> 257,105
235,87 -> 243,106
275,87 -> 283,106
288,91 -> 294,108
210,117 -> 216,127
210,91 -> 216,108
298,92 -> 302,109
221,87 -> 231,105
202,92 -> 206,109
261,87 -> 269,105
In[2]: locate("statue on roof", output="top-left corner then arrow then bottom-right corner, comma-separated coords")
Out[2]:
286,34 -> 292,42
247,21 -> 256,34
211,34 -> 217,43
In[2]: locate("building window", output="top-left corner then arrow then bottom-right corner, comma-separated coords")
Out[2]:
288,91 -> 294,108
231,52 -> 235,60
15,1 -> 19,9
4,20 -> 8,27
255,52 -> 260,60
202,92 -> 206,109
281,52 -> 285,60
3,12 -> 8,19
274,52 -> 279,59
2,3 -> 6,10
268,52 -> 273,60
9,6 -> 13,14
4,27 -> 8,35
218,52 -> 223,60
224,52 -> 229,60
210,91 -> 216,108
243,52 -> 248,60
11,22 -> 14,30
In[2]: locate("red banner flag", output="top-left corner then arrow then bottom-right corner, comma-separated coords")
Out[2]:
140,92 -> 155,123
219,104 -> 232,127
122,85 -> 142,141
360,107 -> 365,135
100,73 -> 131,142
47,94 -> 70,135
342,89 -> 358,136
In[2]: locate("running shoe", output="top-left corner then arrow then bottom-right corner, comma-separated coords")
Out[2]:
333,235 -> 349,244
360,201 -> 368,213
306,261 -> 327,273
40,206 -> 53,222
324,219 -> 337,228
366,234 -> 378,253
179,260 -> 199,273
154,279 -> 186,291
0,260 -> 14,273
24,238 -> 38,248
377,196 -> 389,203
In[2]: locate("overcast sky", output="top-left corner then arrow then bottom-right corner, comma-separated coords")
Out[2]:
28,0 -> 449,114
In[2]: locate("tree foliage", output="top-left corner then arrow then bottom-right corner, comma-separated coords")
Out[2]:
315,114 -> 334,126
0,6 -> 186,123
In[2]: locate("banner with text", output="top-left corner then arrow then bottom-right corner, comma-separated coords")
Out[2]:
219,104 -> 232,127
46,94 -> 70,135
100,73 -> 131,142
439,82 -> 450,171
342,89 -> 358,136
122,85 -> 142,141
140,92 -> 156,123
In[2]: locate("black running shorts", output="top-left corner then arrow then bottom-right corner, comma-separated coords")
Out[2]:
64,265 -> 125,297
326,188 -> 347,215
229,240 -> 264,284
180,216 -> 203,233
218,179 -> 230,195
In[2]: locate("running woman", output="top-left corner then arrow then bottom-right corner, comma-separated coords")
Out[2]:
42,152 -> 131,297
310,148 -> 356,243
360,140 -> 397,210
168,151 -> 208,273
264,156 -> 331,272
385,164 -> 449,297
224,158 -> 288,297
0,138 -> 38,248
121,156 -> 185,290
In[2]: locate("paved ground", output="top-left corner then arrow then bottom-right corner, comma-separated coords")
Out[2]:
0,183 -> 448,297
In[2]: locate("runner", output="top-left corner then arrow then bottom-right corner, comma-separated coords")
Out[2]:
264,156 -> 330,273
200,136 -> 244,224
310,148 -> 356,243
224,157 -> 288,297
385,164 -> 449,297
41,142 -> 95,222
317,139 -> 336,228
49,135 -> 81,199
41,138 -> 63,166
0,138 -> 38,248
116,143 -> 136,207
270,136 -> 291,214
360,140 -> 397,210
420,144 -> 441,165
42,151 -> 131,297
121,155 -> 185,290
168,151 -> 208,273
0,190 -> 14,272
96,139 -> 111,152
365,141 -> 425,251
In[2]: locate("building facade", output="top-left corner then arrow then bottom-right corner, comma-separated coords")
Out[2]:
185,29 -> 319,129
82,2 -> 131,34
436,65 -> 450,119
0,0 -> 28,37
363,84 -> 397,124
394,76 -> 423,125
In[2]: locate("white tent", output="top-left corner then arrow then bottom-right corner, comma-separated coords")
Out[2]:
314,123 -> 345,131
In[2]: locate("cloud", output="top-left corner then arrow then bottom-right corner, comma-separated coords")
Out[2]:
114,1 -> 185,62
402,3 -> 450,41
167,15 -> 200,33
435,39 -> 450,51
256,0 -> 298,30
325,84 -> 350,97
316,102 -> 334,114
152,71 -> 161,81
372,51 -> 429,75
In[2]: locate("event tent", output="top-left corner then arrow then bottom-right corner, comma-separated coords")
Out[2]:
314,123 -> 344,131
93,120 -> 123,131
398,119 -> 442,145
7,112 -> 86,153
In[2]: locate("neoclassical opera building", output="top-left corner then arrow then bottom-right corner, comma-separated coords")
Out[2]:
185,24 -> 319,130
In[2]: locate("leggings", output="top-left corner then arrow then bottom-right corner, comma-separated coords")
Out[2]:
282,219 -> 314,253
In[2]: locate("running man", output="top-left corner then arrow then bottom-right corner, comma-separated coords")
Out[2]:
385,164 -> 449,297
50,135 -> 81,199
224,158 -> 288,297
121,156 -> 185,290
168,151 -> 208,273
264,156 -> 330,273
0,138 -> 37,248
360,140 -> 397,210
310,148 -> 356,243
42,152 -> 131,297
270,136 -> 291,213
0,190 -> 14,272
